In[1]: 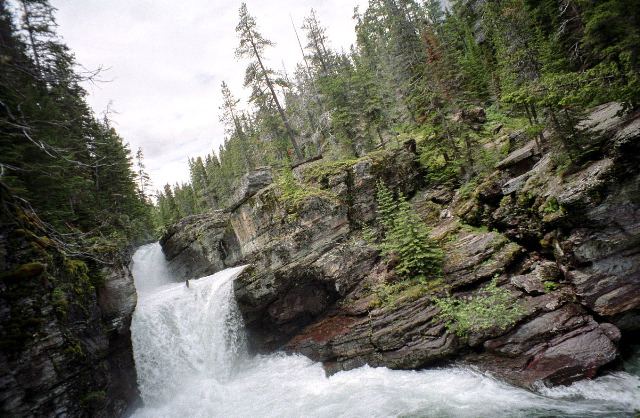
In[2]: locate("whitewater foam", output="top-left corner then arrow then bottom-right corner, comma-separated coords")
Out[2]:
130,243 -> 640,417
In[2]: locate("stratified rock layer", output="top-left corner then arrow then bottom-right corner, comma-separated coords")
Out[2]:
0,221 -> 139,417
161,104 -> 639,389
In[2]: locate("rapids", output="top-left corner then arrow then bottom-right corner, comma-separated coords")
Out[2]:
130,243 -> 640,417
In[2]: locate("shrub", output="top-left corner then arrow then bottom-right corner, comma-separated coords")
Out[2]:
434,278 -> 523,337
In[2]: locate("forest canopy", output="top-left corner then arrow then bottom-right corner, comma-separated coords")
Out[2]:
1,0 -> 637,239
0,0 -> 153,258
154,0 -> 639,229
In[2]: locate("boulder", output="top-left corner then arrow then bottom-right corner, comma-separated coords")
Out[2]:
496,141 -> 537,174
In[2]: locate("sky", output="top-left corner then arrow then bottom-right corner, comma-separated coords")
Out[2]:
49,0 -> 369,192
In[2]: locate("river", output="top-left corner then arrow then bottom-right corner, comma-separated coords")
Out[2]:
129,243 -> 640,417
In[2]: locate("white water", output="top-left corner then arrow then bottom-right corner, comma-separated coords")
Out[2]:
130,243 -> 640,417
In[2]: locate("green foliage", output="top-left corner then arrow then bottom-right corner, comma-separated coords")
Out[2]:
154,0 -> 638,224
542,197 -> 560,214
275,166 -> 337,221
0,0 -> 153,252
544,281 -> 558,293
0,262 -> 46,283
51,287 -> 68,316
369,274 -> 446,309
302,158 -> 360,185
434,278 -> 524,337
64,341 -> 84,358
375,181 -> 442,283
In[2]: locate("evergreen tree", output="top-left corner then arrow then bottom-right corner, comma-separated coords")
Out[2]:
236,3 -> 303,161
375,182 -> 442,283
1,0 -> 151,247
219,81 -> 254,170
302,9 -> 335,76
135,147 -> 152,201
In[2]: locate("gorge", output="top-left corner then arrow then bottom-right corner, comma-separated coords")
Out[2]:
2,0 -> 640,414
139,102 -> 640,414
129,242 -> 639,417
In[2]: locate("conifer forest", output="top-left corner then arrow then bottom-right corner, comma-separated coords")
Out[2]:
1,0 -> 640,416
153,0 -> 639,232
2,0 -> 638,239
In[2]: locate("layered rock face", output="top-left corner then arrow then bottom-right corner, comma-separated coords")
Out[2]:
0,219 -> 139,417
161,103 -> 639,388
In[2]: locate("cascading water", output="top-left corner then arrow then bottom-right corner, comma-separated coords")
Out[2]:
130,243 -> 640,417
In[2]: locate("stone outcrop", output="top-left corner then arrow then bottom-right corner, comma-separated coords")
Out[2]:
226,166 -> 274,212
0,220 -> 139,417
160,104 -> 639,389
160,211 -> 231,279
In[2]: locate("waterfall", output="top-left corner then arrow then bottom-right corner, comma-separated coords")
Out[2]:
130,243 -> 640,417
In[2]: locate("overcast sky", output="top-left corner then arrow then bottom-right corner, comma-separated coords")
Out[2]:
50,0 -> 369,192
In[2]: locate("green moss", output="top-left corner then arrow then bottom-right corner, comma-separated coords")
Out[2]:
63,259 -> 96,294
544,281 -> 559,292
0,317 -> 42,354
21,317 -> 42,330
64,340 -> 85,358
302,158 -> 360,184
274,166 -> 338,220
371,277 -> 445,309
0,262 -> 46,283
81,391 -> 106,409
542,196 -> 560,213
64,259 -> 88,277
51,287 -> 68,316
515,191 -> 536,209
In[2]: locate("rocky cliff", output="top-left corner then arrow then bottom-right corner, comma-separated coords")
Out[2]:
160,103 -> 639,389
0,191 -> 139,417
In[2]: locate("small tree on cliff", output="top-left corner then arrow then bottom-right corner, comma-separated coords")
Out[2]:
375,181 -> 442,283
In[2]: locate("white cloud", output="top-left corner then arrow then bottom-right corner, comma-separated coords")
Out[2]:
51,0 -> 368,188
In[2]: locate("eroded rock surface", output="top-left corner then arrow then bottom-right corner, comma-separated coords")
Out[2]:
160,105 -> 639,389
0,223 -> 139,417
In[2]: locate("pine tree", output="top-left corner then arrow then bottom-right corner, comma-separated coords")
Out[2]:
375,182 -> 442,283
302,9 -> 335,76
135,147 -> 152,201
236,3 -> 303,161
219,81 -> 254,170
1,0 -> 151,247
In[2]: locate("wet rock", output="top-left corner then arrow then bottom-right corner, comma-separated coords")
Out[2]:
475,304 -> 619,387
559,168 -> 640,322
98,265 -> 137,333
441,228 -> 522,289
511,261 -> 561,295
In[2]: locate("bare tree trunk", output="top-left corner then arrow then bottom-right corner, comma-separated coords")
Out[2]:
20,0 -> 43,76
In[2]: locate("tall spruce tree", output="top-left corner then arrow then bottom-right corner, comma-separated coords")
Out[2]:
220,81 -> 254,170
236,3 -> 303,161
